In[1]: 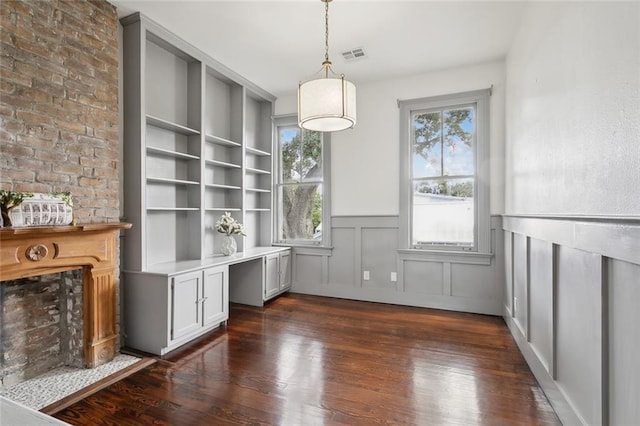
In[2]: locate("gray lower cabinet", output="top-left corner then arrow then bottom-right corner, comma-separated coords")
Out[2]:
229,249 -> 291,306
124,265 -> 229,355
171,271 -> 202,341
202,265 -> 229,326
264,253 -> 280,300
279,250 -> 291,292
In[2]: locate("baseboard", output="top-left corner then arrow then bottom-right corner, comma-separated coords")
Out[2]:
292,285 -> 502,316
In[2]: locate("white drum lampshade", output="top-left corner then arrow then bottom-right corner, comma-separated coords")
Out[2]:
298,76 -> 356,132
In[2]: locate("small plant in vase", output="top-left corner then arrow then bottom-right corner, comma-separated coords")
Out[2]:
215,212 -> 246,256
0,190 -> 33,227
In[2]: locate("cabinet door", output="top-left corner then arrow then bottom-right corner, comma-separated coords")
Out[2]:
279,251 -> 291,291
264,253 -> 280,299
203,265 -> 229,327
171,271 -> 201,341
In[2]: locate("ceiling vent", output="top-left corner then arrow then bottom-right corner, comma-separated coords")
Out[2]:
341,47 -> 366,62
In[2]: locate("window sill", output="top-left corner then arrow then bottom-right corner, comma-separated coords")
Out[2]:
273,242 -> 333,256
398,249 -> 493,265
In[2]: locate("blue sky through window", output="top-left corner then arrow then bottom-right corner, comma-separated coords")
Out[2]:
412,107 -> 474,178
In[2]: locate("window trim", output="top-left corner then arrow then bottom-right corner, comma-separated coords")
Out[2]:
273,114 -> 332,248
399,89 -> 491,254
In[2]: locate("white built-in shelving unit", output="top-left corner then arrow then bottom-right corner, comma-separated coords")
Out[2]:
120,13 -> 289,356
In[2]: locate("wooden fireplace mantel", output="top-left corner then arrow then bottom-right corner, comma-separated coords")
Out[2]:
0,223 -> 131,368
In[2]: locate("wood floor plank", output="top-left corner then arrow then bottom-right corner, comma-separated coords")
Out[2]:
53,294 -> 560,425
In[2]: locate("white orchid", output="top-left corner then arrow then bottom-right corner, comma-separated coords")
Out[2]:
215,212 -> 246,236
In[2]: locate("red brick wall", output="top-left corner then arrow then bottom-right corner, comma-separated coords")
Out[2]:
0,1 -> 121,385
2,271 -> 84,387
0,0 -> 119,223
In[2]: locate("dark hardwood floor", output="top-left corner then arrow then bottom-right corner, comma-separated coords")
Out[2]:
53,294 -> 560,425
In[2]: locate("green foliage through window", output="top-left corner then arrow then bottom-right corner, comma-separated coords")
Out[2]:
278,126 -> 324,241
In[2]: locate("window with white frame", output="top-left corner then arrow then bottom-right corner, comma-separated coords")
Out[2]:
399,89 -> 490,253
274,115 -> 330,245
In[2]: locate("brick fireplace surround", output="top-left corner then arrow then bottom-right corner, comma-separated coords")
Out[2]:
0,0 -> 122,386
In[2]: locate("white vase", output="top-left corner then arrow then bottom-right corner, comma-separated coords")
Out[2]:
220,235 -> 237,256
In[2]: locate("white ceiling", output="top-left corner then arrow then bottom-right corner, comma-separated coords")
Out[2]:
110,0 -> 527,98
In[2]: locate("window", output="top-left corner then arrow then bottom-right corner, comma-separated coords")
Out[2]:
274,115 -> 330,245
399,89 -> 490,253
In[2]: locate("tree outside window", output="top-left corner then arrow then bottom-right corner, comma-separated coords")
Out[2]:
277,125 -> 323,242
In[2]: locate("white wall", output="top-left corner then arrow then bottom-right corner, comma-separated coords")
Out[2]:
505,2 -> 640,216
276,60 -> 506,216
503,4 -> 640,424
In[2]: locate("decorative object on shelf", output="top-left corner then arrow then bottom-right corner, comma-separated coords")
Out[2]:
0,191 -> 73,227
298,0 -> 356,132
215,211 -> 246,256
220,235 -> 237,256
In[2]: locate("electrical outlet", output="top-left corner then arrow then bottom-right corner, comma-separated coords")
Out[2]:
390,272 -> 397,282
363,270 -> 370,280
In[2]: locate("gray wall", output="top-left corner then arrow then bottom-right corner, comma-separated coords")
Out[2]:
503,216 -> 640,425
291,215 -> 504,316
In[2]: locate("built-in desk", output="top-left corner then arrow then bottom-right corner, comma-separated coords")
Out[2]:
123,246 -> 290,355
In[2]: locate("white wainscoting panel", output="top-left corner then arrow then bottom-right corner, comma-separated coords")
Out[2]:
328,227 -> 356,287
556,246 -> 603,425
503,215 -> 640,426
608,258 -> 640,426
403,261 -> 443,295
450,263 -> 500,299
504,232 -> 513,315
291,215 -> 503,315
293,254 -> 323,292
361,227 -> 398,290
527,238 -> 553,375
513,233 -> 528,337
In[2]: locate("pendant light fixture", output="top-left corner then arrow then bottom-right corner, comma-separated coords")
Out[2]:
298,0 -> 356,132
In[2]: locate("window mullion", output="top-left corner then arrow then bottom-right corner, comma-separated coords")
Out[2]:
297,134 -> 302,184
440,110 -> 444,178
